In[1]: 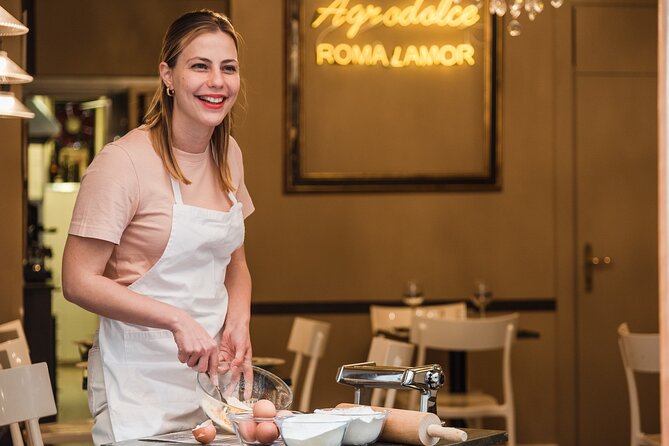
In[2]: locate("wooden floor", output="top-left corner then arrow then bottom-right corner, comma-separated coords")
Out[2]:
56,364 -> 93,446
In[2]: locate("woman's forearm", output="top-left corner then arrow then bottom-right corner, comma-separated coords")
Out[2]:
223,245 -> 252,329
219,245 -> 253,365
62,234 -> 189,332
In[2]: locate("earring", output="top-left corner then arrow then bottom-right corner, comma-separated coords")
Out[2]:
166,86 -> 175,97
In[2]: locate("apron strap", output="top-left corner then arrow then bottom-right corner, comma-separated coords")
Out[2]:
171,179 -> 184,204
228,191 -> 237,204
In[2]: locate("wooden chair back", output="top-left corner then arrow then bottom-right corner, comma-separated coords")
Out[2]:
618,323 -> 661,446
287,317 -> 331,412
366,336 -> 415,407
0,363 -> 57,446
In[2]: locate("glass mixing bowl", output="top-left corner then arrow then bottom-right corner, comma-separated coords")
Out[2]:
196,362 -> 292,433
227,413 -> 288,446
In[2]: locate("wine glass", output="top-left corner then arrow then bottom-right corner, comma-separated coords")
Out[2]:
470,279 -> 493,317
402,280 -> 424,307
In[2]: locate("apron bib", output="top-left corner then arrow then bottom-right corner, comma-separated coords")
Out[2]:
98,179 -> 244,441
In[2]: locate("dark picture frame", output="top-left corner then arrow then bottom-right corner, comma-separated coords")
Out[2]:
285,0 -> 502,192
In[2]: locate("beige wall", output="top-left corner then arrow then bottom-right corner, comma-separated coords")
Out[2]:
233,2 -> 556,302
32,0 -> 228,76
0,0 -> 26,324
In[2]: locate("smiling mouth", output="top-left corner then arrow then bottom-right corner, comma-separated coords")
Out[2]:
198,95 -> 226,105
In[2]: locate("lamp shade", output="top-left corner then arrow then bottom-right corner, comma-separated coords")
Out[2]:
0,6 -> 28,36
0,91 -> 34,119
0,51 -> 32,83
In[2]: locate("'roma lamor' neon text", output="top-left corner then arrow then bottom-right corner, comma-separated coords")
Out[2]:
312,0 -> 480,38
316,43 -> 475,67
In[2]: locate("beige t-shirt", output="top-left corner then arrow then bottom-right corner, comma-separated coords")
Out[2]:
68,127 -> 254,286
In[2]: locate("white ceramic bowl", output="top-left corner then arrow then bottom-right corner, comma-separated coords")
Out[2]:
314,407 -> 388,446
277,413 -> 350,446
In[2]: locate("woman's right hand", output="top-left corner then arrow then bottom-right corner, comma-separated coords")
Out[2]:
170,310 -> 219,376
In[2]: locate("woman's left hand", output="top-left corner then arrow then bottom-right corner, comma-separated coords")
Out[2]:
218,323 -> 253,399
218,322 -> 252,367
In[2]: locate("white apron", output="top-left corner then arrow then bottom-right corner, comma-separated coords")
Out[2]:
98,179 -> 244,441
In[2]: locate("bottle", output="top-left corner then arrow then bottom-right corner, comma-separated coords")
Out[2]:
61,155 -> 69,183
48,149 -> 58,183
70,162 -> 80,182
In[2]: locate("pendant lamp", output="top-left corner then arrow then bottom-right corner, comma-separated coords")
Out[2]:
0,90 -> 34,118
0,50 -> 32,83
0,5 -> 33,119
0,5 -> 27,36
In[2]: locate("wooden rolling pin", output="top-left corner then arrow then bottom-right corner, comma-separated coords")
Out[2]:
336,403 -> 467,445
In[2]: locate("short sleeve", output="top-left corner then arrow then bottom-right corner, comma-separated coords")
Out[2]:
68,144 -> 140,244
228,137 -> 255,219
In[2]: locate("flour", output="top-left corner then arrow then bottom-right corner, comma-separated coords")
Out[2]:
314,406 -> 387,446
200,395 -> 253,433
279,414 -> 349,446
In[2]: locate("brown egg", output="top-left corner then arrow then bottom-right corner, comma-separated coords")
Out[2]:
192,419 -> 217,444
237,421 -> 257,442
275,409 -> 293,418
255,421 -> 279,445
252,399 -> 277,419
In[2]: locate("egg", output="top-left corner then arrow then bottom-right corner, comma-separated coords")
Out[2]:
252,399 -> 277,419
255,421 -> 279,445
192,419 -> 217,444
276,409 -> 293,418
237,421 -> 257,442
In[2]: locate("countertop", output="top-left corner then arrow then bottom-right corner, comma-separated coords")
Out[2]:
106,428 -> 506,446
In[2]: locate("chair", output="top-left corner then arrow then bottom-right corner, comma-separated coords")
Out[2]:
0,338 -> 31,369
369,305 -> 412,335
287,317 -> 331,412
618,323 -> 661,446
0,341 -> 30,446
0,320 -> 93,445
366,336 -> 415,407
0,363 -> 57,446
410,312 -> 519,446
369,302 -> 467,335
0,319 -> 27,344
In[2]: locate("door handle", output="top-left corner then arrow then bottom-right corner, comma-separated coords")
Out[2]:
584,243 -> 613,292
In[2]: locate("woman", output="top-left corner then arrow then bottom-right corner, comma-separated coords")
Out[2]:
62,10 -> 253,444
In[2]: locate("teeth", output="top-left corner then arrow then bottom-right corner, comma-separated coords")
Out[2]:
200,96 -> 224,104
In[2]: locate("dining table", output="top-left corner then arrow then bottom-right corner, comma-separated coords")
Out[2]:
104,428 -> 507,446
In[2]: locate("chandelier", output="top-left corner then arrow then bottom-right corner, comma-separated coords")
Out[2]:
487,0 -> 564,36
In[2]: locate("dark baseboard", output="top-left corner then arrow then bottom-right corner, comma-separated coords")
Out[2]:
251,298 -> 556,315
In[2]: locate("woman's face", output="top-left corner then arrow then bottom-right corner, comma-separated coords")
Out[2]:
160,30 -> 240,134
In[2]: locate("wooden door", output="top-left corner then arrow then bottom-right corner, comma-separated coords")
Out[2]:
574,3 -> 659,445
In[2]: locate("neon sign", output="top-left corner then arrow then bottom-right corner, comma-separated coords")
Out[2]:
310,0 -> 481,68
312,0 -> 480,38
316,43 -> 475,67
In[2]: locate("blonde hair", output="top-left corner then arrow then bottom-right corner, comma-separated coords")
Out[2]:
144,9 -> 239,191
